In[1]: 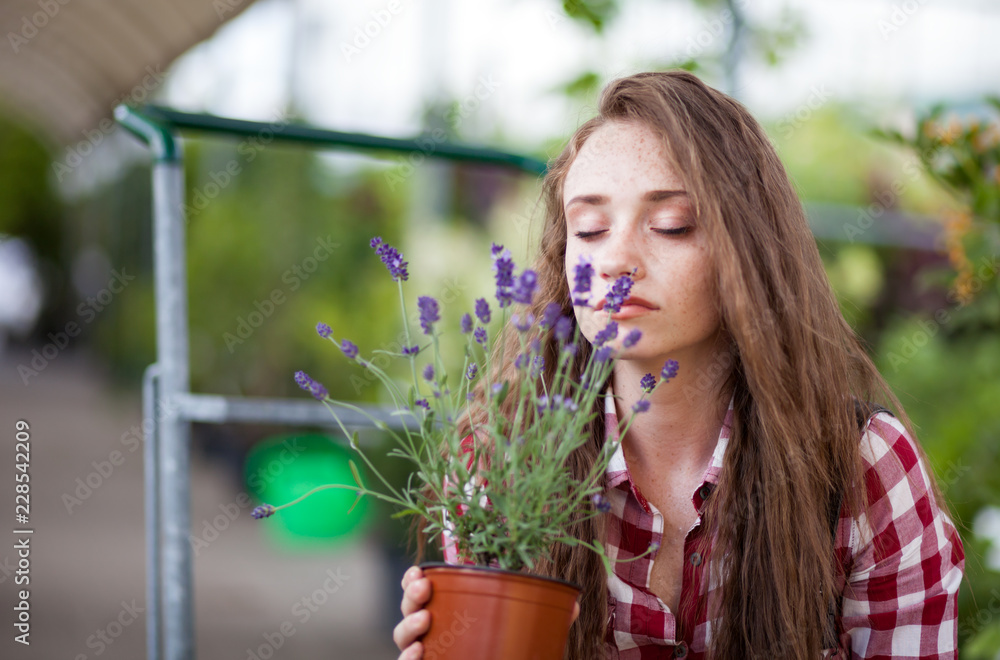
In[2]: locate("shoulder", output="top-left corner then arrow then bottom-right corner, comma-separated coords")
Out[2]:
845,411 -> 964,582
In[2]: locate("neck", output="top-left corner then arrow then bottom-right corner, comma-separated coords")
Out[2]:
611,340 -> 733,475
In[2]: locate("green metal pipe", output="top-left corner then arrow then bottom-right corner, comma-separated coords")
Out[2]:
116,104 -> 548,175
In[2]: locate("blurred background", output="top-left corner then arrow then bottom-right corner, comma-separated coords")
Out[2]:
0,0 -> 998,658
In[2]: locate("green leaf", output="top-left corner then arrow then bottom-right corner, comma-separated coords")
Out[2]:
390,508 -> 422,519
348,459 -> 363,487
346,490 -> 364,515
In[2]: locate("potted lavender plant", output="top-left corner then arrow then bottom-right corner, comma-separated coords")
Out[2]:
252,237 -> 674,660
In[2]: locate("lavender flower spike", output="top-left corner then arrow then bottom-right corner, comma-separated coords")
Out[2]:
603,273 -> 634,314
294,370 -> 328,401
316,323 -> 332,339
632,400 -> 651,414
540,302 -> 562,330
640,373 -> 656,392
661,359 -> 679,382
460,313 -> 474,334
573,256 -> 594,306
252,504 -> 276,519
594,321 -> 618,346
474,327 -> 488,346
417,296 -> 440,335
340,339 -> 359,359
591,493 -> 612,514
512,270 -> 538,305
474,298 -> 491,324
622,328 -> 642,348
492,245 -> 515,308
370,237 -> 409,282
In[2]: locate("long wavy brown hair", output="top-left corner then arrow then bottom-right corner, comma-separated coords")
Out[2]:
413,70 -> 943,659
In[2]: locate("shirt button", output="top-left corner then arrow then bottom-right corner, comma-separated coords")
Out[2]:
674,641 -> 688,658
689,552 -> 702,566
698,485 -> 713,500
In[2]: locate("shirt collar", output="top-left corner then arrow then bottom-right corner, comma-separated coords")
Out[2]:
604,386 -> 735,514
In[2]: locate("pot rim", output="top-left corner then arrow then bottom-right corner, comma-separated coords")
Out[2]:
418,561 -> 582,592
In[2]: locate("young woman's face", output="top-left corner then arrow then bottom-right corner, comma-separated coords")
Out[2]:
563,120 -> 722,369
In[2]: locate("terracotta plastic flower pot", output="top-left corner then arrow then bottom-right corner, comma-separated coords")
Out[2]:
417,562 -> 581,660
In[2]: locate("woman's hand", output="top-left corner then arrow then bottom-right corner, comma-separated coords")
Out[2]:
392,565 -> 582,660
394,566 -> 432,660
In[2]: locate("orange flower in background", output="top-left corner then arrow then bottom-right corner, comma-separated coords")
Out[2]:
942,209 -> 975,305
938,116 -> 963,145
972,122 -> 1000,153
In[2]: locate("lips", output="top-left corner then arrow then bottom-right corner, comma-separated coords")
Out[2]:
595,296 -> 659,312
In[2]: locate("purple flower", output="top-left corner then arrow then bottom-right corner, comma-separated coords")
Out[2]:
474,327 -> 487,346
340,339 -> 359,359
370,236 -> 409,282
640,373 -> 656,392
423,364 -> 435,381
316,323 -> 332,339
540,302 -> 562,330
294,370 -> 328,400
460,313 -> 474,334
623,328 -> 642,348
416,398 -> 430,410
512,270 -> 538,305
474,298 -> 491,324
492,245 -> 515,308
632,399 -> 651,414
593,346 -> 614,362
513,313 -> 534,333
562,343 -> 578,357
417,296 -> 439,335
554,316 -> 573,343
649,541 -> 661,552
594,321 -> 618,346
603,273 -> 634,313
661,359 -> 679,381
590,493 -> 611,514
530,355 -> 545,378
402,345 -> 420,356
466,364 -> 478,380
573,256 -> 594,306
252,504 -> 276,519
514,353 -> 528,370
491,382 -> 504,396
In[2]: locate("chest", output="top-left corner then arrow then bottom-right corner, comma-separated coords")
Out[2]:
629,467 -> 705,614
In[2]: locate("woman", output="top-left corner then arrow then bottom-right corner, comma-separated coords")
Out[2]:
393,70 -> 965,659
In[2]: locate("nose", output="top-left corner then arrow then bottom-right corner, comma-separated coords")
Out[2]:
595,228 -> 644,284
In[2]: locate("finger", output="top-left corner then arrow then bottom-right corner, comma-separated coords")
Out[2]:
571,601 -> 580,624
393,610 -> 431,650
398,641 -> 423,660
401,578 -> 431,616
400,566 -> 423,591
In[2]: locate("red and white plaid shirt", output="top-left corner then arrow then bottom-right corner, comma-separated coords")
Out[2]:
442,390 -> 965,659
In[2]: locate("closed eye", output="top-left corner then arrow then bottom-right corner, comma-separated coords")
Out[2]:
573,230 -> 606,240
653,227 -> 692,236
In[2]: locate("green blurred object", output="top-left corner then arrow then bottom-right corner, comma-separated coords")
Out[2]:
244,434 -> 370,547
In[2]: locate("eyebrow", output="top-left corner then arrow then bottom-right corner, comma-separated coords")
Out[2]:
565,189 -> 687,209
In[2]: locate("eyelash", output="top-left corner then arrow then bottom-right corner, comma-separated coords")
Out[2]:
573,227 -> 692,240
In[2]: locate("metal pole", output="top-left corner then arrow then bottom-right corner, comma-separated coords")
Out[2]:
143,364 -> 162,660
152,149 -> 194,660
116,104 -> 194,660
